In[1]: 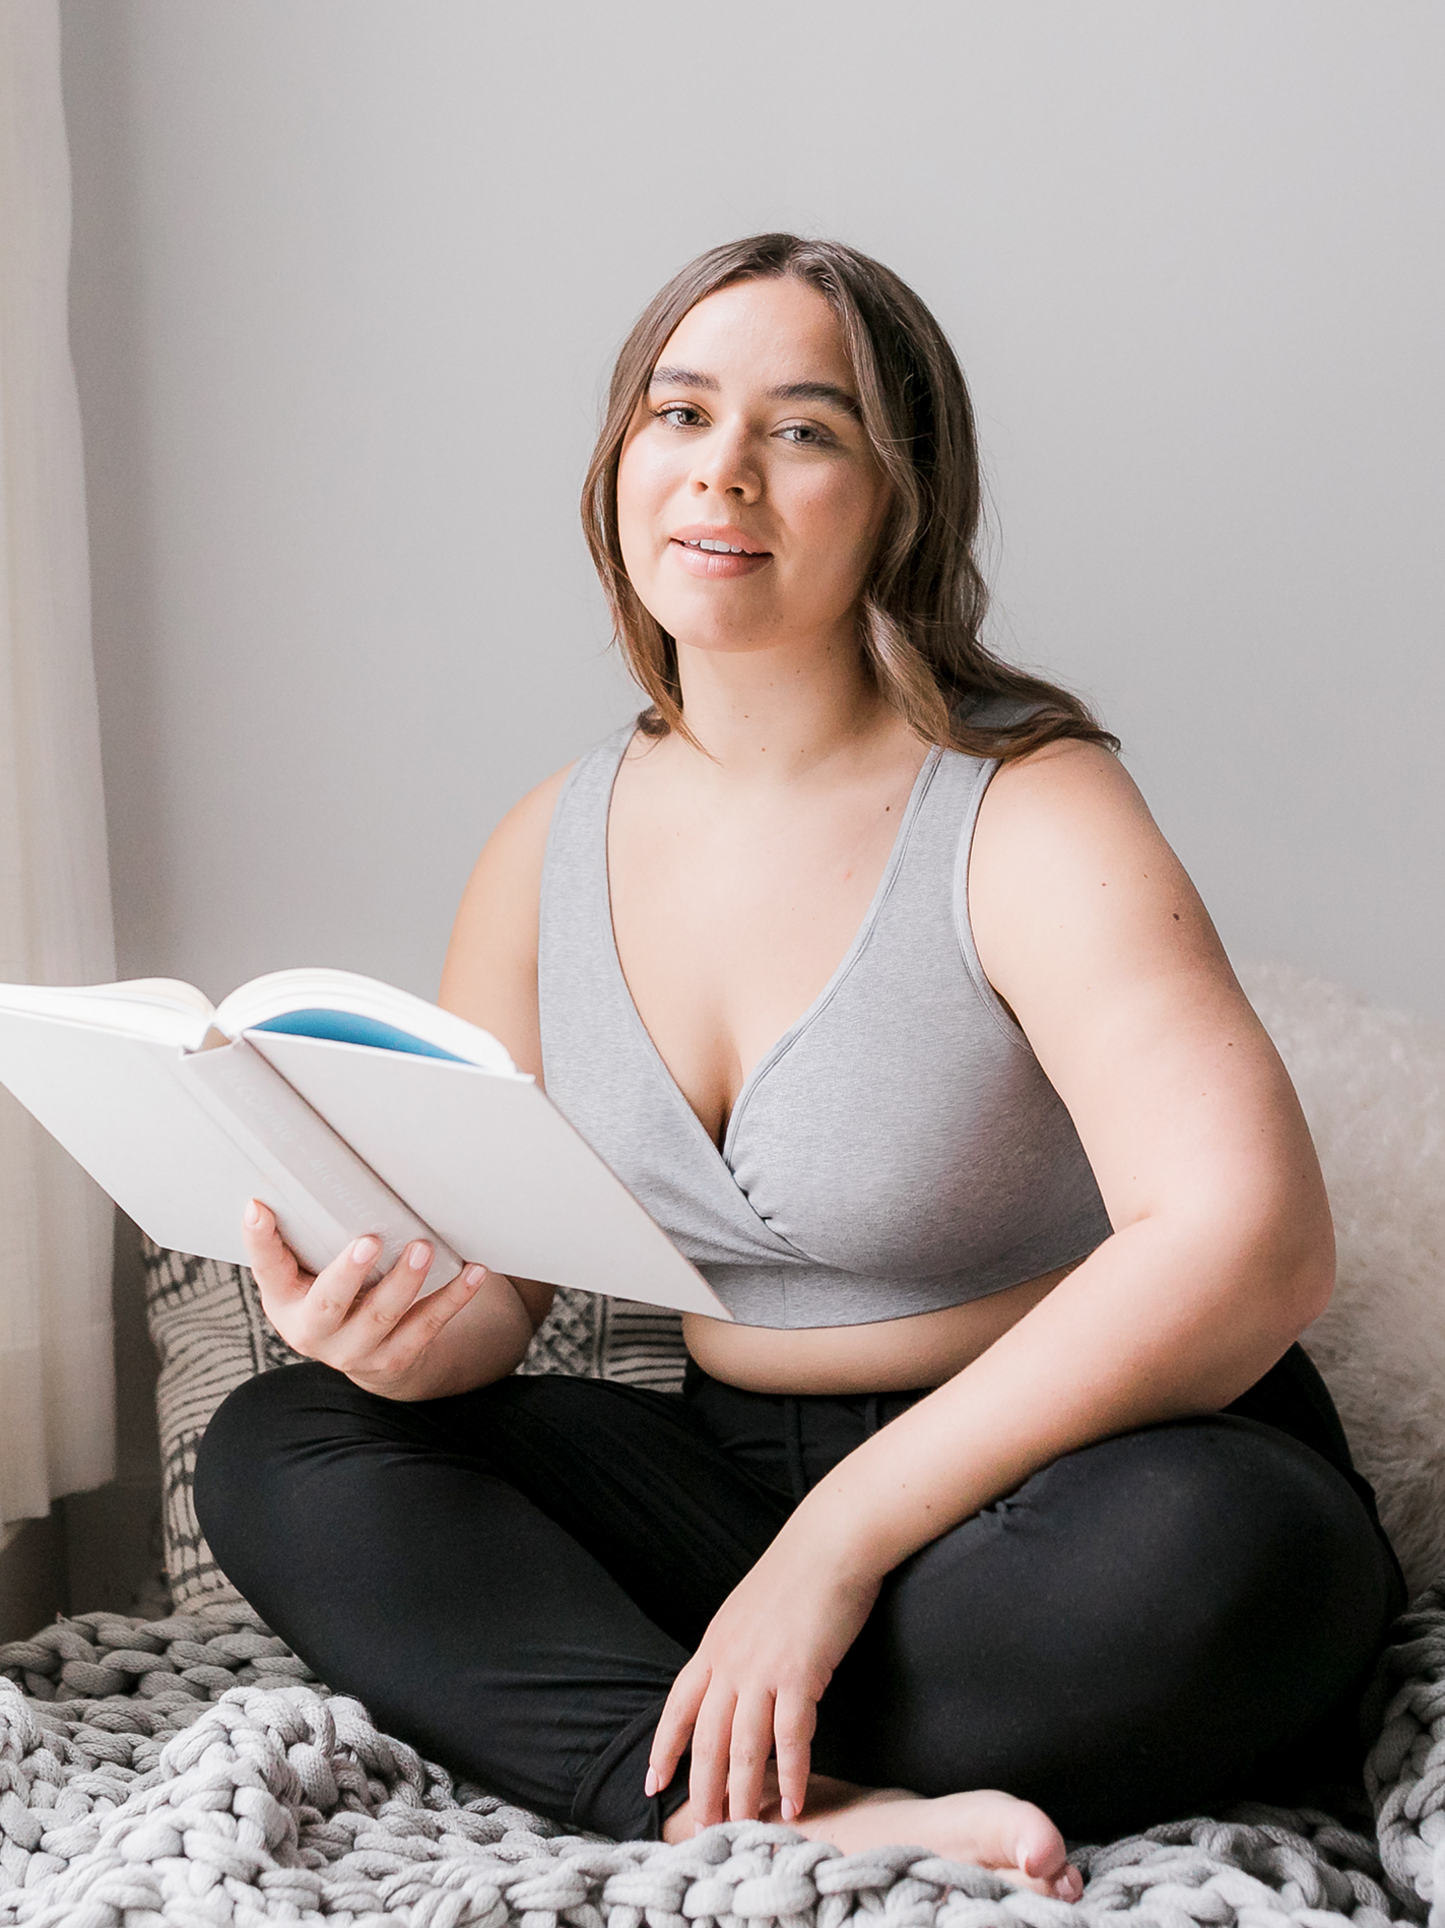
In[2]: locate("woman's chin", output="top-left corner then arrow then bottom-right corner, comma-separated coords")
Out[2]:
648,608 -> 790,659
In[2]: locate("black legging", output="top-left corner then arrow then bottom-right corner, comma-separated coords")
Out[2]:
194,1344 -> 1403,1844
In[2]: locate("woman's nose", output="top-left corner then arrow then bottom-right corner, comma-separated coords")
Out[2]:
690,424 -> 761,501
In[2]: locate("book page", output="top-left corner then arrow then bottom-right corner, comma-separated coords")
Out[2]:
217,968 -> 518,1074
0,979 -> 214,1048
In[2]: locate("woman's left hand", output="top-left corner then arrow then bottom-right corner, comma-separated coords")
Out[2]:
647,1532 -> 882,1825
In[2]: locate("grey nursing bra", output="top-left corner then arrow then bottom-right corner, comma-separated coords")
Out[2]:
537,722 -> 1111,1330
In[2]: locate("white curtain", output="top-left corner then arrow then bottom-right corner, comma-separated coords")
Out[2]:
0,0 -> 116,1525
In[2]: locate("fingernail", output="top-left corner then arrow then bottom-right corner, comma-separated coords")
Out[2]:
644,1768 -> 658,1797
781,1798 -> 798,1821
351,1236 -> 381,1265
408,1241 -> 432,1270
245,1200 -> 263,1228
694,1822 -> 705,1838
463,1264 -> 487,1286
1016,1842 -> 1032,1874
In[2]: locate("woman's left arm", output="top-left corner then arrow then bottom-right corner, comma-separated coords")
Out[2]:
652,742 -> 1334,1825
789,735 -> 1333,1538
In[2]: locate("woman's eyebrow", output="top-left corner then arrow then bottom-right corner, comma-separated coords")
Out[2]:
769,381 -> 862,419
647,369 -> 861,419
650,365 -> 717,391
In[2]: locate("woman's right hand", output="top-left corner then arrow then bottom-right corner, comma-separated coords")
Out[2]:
241,1199 -> 490,1398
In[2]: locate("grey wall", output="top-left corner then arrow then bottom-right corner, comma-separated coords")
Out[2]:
61,1 -> 1445,1020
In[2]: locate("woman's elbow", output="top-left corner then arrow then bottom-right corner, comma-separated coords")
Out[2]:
1288,1223 -> 1336,1332
1257,1188 -> 1336,1341
1176,1167 -> 1335,1354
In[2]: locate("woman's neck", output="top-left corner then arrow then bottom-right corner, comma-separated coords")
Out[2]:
671,633 -> 903,787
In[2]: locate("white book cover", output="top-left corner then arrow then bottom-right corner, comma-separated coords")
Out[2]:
0,969 -> 730,1320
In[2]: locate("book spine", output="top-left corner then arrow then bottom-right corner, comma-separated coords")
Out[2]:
177,1036 -> 464,1292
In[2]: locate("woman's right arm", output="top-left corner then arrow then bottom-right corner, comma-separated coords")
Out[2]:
245,765 -> 573,1401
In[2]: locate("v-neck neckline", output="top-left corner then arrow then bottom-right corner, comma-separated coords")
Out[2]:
601,733 -> 942,1169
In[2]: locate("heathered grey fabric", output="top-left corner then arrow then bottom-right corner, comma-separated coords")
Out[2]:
538,722 -> 1111,1330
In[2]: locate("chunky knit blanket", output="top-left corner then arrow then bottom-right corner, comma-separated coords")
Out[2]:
3,1595 -> 1445,1928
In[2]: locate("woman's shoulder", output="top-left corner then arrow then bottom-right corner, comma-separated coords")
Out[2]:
974,737 -> 1151,864
938,711 -> 1145,879
437,759 -> 578,1067
969,739 -> 1170,950
967,735 -> 1243,1050
452,714 -> 638,921
469,759 -> 579,900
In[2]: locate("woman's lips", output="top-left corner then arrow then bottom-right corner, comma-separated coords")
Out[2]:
669,537 -> 772,580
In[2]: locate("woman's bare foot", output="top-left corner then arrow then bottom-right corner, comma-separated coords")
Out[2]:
662,1771 -> 1082,1901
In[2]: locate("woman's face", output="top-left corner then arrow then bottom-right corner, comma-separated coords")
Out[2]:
616,277 -> 891,660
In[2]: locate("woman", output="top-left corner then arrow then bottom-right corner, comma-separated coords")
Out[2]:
195,235 -> 1402,1894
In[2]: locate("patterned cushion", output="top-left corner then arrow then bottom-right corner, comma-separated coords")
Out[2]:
141,1239 -> 687,1609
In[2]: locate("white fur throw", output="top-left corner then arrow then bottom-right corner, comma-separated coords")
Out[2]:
1239,963 -> 1445,1594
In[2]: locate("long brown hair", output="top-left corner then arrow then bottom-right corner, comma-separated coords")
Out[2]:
581,234 -> 1116,760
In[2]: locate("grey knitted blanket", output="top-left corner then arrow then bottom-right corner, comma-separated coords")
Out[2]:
3,1595 -> 1444,1928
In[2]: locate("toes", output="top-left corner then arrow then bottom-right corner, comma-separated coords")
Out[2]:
1009,1863 -> 1082,1904
1011,1802 -> 1069,1883
1053,1864 -> 1084,1902
967,1794 -> 1080,1900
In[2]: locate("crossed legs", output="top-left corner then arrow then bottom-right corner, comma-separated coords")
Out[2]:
195,1361 -> 1400,1854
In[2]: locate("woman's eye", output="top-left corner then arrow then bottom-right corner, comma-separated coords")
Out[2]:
779,423 -> 831,446
657,404 -> 704,428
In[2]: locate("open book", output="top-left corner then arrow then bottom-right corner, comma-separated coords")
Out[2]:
0,969 -> 729,1319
